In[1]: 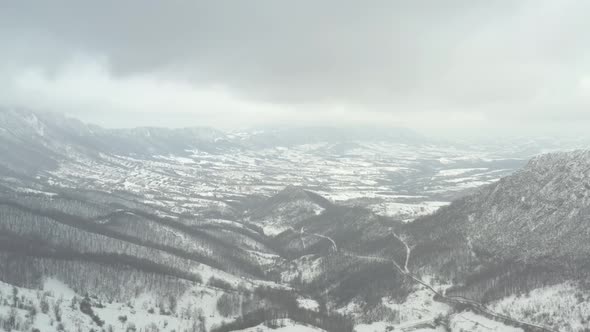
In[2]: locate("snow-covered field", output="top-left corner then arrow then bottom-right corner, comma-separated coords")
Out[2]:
40,142 -> 523,225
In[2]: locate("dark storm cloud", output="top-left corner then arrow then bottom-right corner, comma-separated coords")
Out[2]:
1,0 -> 589,131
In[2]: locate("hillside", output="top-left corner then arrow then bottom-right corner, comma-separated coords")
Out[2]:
406,150 -> 590,306
246,186 -> 332,236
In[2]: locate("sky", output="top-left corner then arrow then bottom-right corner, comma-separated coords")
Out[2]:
1,1 -> 589,136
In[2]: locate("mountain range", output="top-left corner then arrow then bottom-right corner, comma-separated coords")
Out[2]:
0,109 -> 589,332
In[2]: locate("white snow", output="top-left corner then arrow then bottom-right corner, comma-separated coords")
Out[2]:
281,255 -> 325,284
256,200 -> 325,236
383,286 -> 451,324
47,140 -> 518,226
490,282 -> 590,332
15,188 -> 58,197
231,319 -> 325,331
354,321 -> 395,332
296,298 -> 320,312
449,311 -> 524,332
43,278 -> 76,299
0,278 -> 234,332
24,113 -> 45,136
435,168 -> 489,177
369,201 -> 450,221
263,224 -> 291,236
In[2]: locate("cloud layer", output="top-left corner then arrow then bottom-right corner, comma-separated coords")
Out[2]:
1,1 -> 589,134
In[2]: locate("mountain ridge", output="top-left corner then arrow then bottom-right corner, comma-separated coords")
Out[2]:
404,149 -> 590,307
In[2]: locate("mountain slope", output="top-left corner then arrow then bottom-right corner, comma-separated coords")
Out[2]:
405,150 -> 590,302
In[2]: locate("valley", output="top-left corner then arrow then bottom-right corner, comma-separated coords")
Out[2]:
1,109 -> 589,332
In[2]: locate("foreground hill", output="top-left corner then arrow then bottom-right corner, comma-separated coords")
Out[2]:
246,186 -> 332,236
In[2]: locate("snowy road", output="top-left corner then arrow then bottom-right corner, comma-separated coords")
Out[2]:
294,227 -> 338,253
339,230 -> 555,332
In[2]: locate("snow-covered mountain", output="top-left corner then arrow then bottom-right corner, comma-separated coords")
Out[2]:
1,109 -> 588,332
408,150 -> 590,270
463,150 -> 590,262
403,150 -> 590,330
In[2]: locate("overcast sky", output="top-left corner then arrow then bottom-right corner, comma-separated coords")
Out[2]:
1,1 -> 589,136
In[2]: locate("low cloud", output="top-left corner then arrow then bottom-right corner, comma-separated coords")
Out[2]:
1,0 -> 589,134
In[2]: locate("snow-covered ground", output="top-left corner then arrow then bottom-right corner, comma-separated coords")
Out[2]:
232,318 -> 325,331
280,255 -> 325,284
352,279 -> 451,331
0,278 -> 233,332
297,298 -> 320,312
254,200 -> 326,236
351,277 -> 528,332
355,321 -> 447,332
368,201 -> 450,222
449,311 -> 523,332
490,282 -> 590,332
382,285 -> 451,324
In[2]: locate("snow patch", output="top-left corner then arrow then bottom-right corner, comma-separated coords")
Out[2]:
450,311 -> 524,332
297,298 -> 320,312
231,318 -> 325,331
43,278 -> 77,299
490,282 -> 590,332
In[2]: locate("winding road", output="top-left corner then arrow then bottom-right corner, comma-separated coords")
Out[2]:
389,233 -> 554,331
293,227 -> 338,253
305,227 -> 555,332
